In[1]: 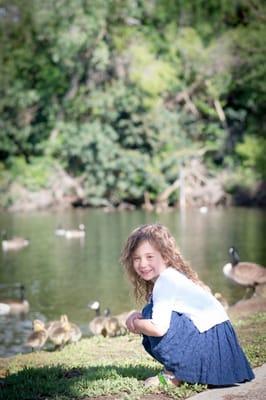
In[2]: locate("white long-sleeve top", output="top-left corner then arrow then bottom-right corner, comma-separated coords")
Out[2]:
151,267 -> 229,334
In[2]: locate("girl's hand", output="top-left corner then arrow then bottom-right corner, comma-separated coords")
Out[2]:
126,311 -> 142,333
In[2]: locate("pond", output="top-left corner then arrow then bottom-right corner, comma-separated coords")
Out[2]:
0,207 -> 265,357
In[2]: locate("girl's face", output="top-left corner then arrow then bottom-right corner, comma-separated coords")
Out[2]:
132,241 -> 167,281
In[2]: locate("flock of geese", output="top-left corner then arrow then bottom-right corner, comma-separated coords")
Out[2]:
25,301 -> 136,352
24,303 -> 136,352
1,227 -> 265,354
1,223 -> 86,252
0,283 -> 135,352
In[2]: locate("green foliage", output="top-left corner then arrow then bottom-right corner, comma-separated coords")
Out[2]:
128,40 -> 178,96
236,136 -> 266,179
7,156 -> 55,191
0,0 -> 265,207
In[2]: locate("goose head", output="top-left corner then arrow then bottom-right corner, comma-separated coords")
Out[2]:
88,300 -> 100,312
228,247 -> 240,266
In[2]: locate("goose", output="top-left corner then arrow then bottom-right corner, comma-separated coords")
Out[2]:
214,292 -> 229,310
223,246 -> 266,288
47,316 -> 82,344
0,303 -> 11,315
101,316 -> 121,337
25,319 -> 48,351
48,314 -> 71,350
68,321 -> 82,343
65,224 -> 85,239
88,301 -> 135,336
199,206 -> 208,214
2,236 -> 29,251
0,284 -> 30,315
55,225 -> 66,236
112,309 -> 139,335
88,301 -> 110,336
46,318 -> 62,335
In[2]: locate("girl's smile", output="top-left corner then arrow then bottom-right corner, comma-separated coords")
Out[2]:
132,241 -> 167,281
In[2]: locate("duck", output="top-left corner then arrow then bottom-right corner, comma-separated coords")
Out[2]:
88,300 -> 110,336
223,246 -> 266,288
65,224 -> 85,239
0,284 -> 30,315
25,319 -> 48,351
1,235 -> 29,251
48,314 -> 71,350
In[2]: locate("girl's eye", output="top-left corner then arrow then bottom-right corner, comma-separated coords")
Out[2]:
147,255 -> 153,259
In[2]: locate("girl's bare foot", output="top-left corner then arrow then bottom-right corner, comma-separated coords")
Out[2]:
144,370 -> 181,387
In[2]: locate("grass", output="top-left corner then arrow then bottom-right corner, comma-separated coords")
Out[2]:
0,312 -> 265,400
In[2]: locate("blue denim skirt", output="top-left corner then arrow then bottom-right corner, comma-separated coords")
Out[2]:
142,302 -> 254,385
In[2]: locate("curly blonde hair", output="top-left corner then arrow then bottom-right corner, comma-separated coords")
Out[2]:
121,223 -> 207,302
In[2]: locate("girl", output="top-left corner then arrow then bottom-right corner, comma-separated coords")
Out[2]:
121,223 -> 254,387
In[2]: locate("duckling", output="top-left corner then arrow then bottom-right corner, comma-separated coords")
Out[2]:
88,301 -> 110,336
0,284 -> 30,315
25,319 -> 48,351
65,224 -> 85,239
255,283 -> 266,299
47,316 -> 82,343
68,321 -> 82,343
48,314 -> 71,350
102,316 -> 121,338
223,247 -> 266,288
214,292 -> 229,310
45,318 -> 62,335
114,310 -> 137,334
2,235 -> 29,251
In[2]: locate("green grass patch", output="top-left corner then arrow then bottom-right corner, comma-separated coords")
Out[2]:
0,313 -> 265,400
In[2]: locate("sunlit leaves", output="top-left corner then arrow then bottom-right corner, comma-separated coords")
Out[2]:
128,42 -> 177,96
236,136 -> 266,179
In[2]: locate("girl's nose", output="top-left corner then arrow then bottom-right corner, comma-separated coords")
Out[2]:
139,257 -> 148,267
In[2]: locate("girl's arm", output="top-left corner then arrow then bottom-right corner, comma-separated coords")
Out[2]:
126,312 -> 165,337
133,317 -> 165,337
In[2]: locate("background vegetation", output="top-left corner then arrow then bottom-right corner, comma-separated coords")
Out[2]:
0,0 -> 265,208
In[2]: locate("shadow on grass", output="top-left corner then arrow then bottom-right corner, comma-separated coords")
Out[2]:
0,364 -> 160,400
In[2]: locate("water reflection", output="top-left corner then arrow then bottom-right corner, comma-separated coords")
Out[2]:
0,207 -> 265,357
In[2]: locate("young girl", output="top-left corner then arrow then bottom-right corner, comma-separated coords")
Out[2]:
121,223 -> 254,387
